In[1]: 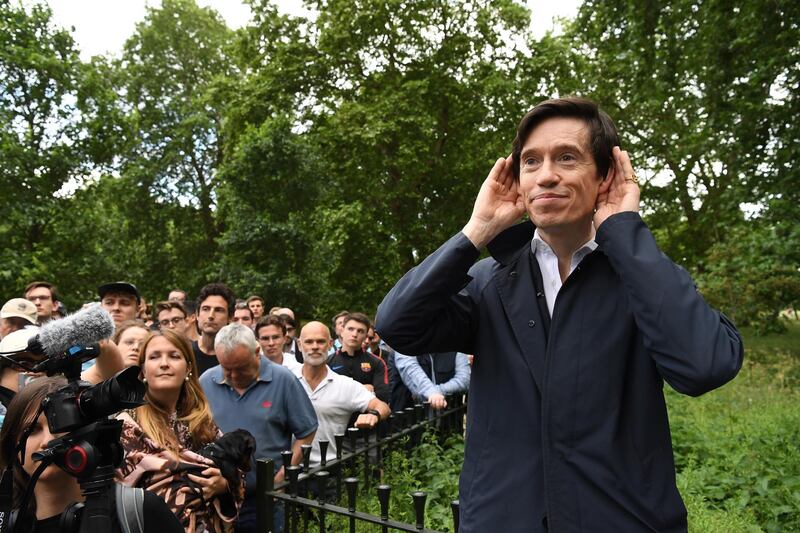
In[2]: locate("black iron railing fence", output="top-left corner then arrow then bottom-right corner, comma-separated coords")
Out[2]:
256,396 -> 467,533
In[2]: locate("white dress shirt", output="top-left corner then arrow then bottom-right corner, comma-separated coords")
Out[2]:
531,229 -> 598,317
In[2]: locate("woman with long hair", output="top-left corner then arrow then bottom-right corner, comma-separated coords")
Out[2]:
115,328 -> 243,532
0,376 -> 182,532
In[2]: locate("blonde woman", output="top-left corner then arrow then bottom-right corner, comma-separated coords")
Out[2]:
112,320 -> 150,367
115,329 -> 243,532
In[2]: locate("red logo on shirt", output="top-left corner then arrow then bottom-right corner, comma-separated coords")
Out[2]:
361,362 -> 371,373
261,400 -> 272,408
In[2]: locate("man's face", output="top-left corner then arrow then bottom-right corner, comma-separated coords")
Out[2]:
25,286 -> 54,321
248,299 -> 264,319
518,117 -> 606,238
198,295 -> 230,336
334,316 -> 346,339
300,322 -> 332,367
257,324 -> 285,361
342,319 -> 368,352
216,344 -> 260,391
101,291 -> 138,326
233,308 -> 254,329
366,328 -> 380,351
0,318 -> 14,339
157,308 -> 188,334
168,290 -> 186,302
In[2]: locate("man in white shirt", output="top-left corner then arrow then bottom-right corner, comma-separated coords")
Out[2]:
296,321 -> 390,466
256,314 -> 302,374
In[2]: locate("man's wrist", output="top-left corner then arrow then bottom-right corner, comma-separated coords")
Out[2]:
461,218 -> 497,250
366,408 -> 381,418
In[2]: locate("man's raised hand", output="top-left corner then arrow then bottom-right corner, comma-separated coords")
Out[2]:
593,147 -> 640,229
462,155 -> 525,249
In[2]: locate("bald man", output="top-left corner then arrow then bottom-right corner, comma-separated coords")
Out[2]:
297,321 -> 390,466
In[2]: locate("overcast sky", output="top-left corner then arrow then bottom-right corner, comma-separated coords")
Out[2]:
46,0 -> 581,60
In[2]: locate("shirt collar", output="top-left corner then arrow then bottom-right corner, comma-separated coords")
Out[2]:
531,229 -> 598,259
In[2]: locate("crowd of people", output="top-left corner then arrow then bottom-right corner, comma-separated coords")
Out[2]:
0,279 -> 471,533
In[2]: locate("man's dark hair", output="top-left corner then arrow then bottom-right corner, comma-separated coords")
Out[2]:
278,313 -> 296,329
23,281 -> 58,302
255,314 -> 287,337
511,97 -> 620,182
246,295 -> 263,305
196,283 -> 236,317
235,302 -> 255,320
183,300 -> 197,315
343,312 -> 371,331
154,300 -> 187,321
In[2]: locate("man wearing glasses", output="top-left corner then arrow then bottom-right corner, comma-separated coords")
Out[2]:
23,280 -> 59,325
155,300 -> 191,336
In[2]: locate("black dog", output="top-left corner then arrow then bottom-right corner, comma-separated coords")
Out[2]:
197,429 -> 256,492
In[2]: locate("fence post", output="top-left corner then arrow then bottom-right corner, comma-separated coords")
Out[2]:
345,477 -> 358,533
256,458 -> 274,533
377,484 -> 391,533
301,443 -> 312,472
280,450 -> 293,472
316,471 -> 330,533
412,491 -> 427,530
319,439 -> 329,468
451,499 -> 460,533
334,433 -> 344,459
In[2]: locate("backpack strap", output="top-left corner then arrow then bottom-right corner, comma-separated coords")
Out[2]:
115,484 -> 145,533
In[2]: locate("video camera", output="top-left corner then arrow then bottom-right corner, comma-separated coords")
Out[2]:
0,305 -> 146,533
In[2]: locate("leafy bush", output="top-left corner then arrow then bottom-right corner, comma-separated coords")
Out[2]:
668,352 -> 800,532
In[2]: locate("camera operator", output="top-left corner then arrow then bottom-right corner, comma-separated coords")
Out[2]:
0,376 -> 183,533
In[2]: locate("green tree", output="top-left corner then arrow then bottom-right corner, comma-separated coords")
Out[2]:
568,0 -> 799,271
0,1 -> 89,295
116,0 -> 235,249
218,0 -> 555,318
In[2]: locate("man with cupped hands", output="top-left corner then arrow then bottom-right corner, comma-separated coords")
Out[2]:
376,97 -> 743,533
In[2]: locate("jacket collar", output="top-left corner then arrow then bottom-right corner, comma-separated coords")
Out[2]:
487,221 -> 536,265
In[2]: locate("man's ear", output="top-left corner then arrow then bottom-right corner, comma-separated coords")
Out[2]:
598,165 -> 614,194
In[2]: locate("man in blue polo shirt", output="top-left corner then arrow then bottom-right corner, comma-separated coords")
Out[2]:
201,323 -> 317,533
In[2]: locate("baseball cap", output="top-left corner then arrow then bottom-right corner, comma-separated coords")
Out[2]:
1,298 -> 38,325
98,282 -> 141,304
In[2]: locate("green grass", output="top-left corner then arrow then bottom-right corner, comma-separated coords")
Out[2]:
668,320 -> 800,532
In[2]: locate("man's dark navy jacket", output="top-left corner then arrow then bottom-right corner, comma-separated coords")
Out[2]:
376,212 -> 743,532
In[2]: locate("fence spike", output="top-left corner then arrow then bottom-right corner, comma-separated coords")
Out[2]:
300,443 -> 312,472
315,471 -> 330,505
412,491 -> 427,530
319,439 -> 329,467
281,449 -> 293,472
377,484 -> 391,521
451,499 -> 460,532
334,434 -> 344,459
348,426 -> 359,450
286,465 -> 301,497
344,477 -> 358,512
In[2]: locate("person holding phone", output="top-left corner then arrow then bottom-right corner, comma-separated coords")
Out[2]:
115,329 -> 243,532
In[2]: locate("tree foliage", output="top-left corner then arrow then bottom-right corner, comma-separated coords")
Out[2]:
0,0 -> 796,329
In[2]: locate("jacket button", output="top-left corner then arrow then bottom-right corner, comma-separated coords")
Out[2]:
509,271 -> 517,278
528,320 -> 535,327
